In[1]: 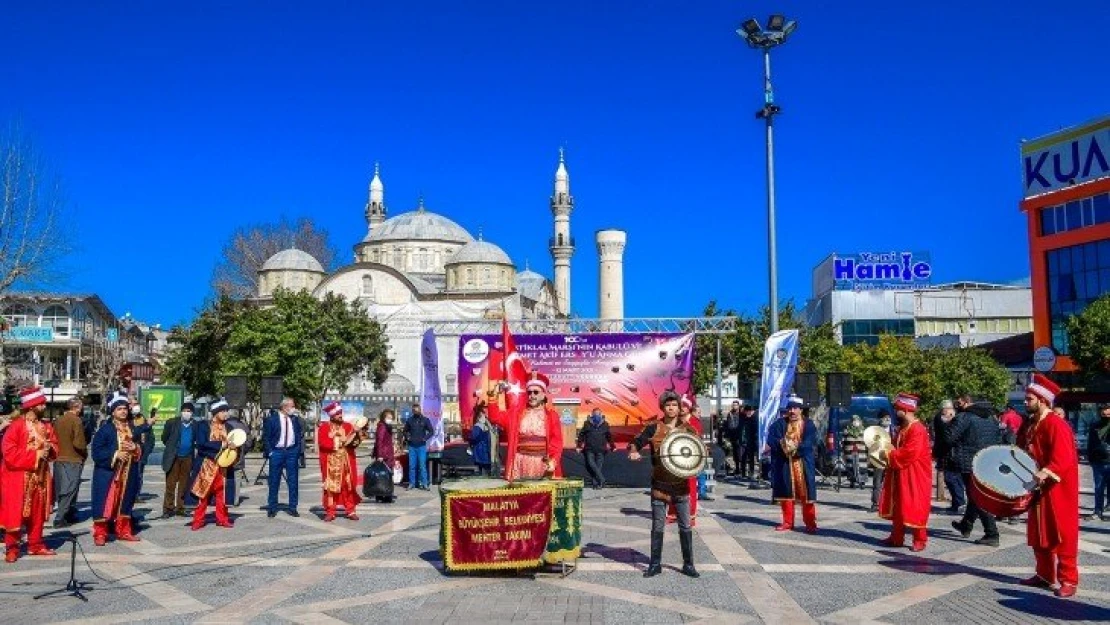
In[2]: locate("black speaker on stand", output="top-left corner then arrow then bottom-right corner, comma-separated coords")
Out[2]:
225,376 -> 248,409
260,376 -> 284,410
826,373 -> 852,408
793,372 -> 820,408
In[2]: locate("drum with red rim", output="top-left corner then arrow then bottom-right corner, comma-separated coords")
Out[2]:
969,445 -> 1038,518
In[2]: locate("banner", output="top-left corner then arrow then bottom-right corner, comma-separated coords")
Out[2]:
757,330 -> 799,455
421,328 -> 445,453
458,333 -> 695,440
443,486 -> 555,572
139,385 -> 185,442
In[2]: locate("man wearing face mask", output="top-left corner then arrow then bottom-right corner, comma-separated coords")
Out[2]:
160,402 -> 196,518
577,408 -> 615,490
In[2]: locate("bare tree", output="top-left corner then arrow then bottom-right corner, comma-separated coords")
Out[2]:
0,122 -> 70,386
210,217 -> 337,299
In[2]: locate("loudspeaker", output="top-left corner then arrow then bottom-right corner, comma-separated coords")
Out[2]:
793,372 -> 820,407
739,379 -> 759,404
826,372 -> 852,408
261,376 -> 284,410
225,376 -> 248,408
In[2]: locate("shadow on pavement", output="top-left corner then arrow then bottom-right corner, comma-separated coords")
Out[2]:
996,587 -> 1110,621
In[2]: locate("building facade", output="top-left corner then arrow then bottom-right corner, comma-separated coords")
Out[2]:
804,253 -> 1032,347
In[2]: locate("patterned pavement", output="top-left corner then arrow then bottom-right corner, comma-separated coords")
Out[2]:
2,453 -> 1109,624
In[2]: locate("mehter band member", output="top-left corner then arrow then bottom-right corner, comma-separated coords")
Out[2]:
90,392 -> 142,546
668,396 -> 701,526
318,402 -> 362,522
1,386 -> 59,562
488,371 -> 563,481
628,390 -> 699,578
189,399 -> 237,530
1019,374 -> 1080,598
768,394 -> 818,533
877,393 -> 931,551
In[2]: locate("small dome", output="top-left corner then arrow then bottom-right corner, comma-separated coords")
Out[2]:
261,249 -> 325,273
447,240 -> 513,266
516,269 -> 546,299
365,210 -> 474,244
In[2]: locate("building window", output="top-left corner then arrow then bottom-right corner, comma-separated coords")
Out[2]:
1046,239 -> 1110,354
482,267 -> 491,286
2,304 -> 31,327
465,267 -> 474,287
841,318 -> 914,346
362,275 -> 373,296
42,304 -> 70,337
1040,192 -> 1110,236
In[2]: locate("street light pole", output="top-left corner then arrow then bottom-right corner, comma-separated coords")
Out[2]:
738,15 -> 796,335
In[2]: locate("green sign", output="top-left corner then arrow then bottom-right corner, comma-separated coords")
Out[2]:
139,385 -> 185,445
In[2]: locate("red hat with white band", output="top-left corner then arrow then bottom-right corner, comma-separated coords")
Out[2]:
893,393 -> 919,413
525,371 -> 550,392
324,401 -> 343,418
19,386 -> 46,409
1026,373 -> 1061,406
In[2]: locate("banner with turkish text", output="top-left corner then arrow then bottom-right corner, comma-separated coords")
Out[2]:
757,330 -> 799,456
443,486 -> 554,571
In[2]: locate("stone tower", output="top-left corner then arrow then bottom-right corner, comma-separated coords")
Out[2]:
549,149 -> 574,316
596,229 -> 627,321
365,162 -> 386,237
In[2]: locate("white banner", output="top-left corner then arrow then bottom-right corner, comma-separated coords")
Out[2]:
420,328 -> 445,452
757,329 -> 800,456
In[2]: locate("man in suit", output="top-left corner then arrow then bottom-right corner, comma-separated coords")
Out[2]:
161,402 -> 197,517
263,397 -> 303,517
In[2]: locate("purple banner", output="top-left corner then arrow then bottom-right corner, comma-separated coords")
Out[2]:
421,328 -> 445,452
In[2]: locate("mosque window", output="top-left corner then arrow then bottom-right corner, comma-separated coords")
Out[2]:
362,275 -> 373,296
465,267 -> 474,287
417,248 -> 429,271
482,267 -> 491,285
393,248 -> 404,267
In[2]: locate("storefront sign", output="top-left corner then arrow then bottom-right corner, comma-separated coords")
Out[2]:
832,252 -> 932,291
1,326 -> 54,343
1022,117 -> 1110,198
442,486 -> 554,572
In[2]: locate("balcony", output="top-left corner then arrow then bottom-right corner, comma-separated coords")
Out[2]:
549,236 -> 576,249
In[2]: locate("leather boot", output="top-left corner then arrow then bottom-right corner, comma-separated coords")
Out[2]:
679,529 -> 699,578
92,521 -> 108,546
643,530 -> 663,577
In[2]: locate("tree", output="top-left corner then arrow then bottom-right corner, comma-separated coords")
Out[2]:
210,217 -> 338,299
162,296 -> 247,398
0,123 -> 71,386
1067,294 -> 1110,380
692,301 -> 737,396
727,300 -> 842,381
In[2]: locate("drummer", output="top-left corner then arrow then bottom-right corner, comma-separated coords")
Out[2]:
876,393 -> 932,552
628,390 -> 700,578
1019,374 -> 1080,598
317,402 -> 362,522
188,399 -> 238,531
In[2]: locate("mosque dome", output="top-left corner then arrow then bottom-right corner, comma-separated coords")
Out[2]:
364,209 -> 474,244
260,249 -> 326,273
446,240 -> 514,266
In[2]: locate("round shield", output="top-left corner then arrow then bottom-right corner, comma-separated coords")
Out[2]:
226,429 -> 247,449
659,429 -> 708,479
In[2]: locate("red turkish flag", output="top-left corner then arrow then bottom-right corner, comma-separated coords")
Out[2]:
491,318 -> 530,412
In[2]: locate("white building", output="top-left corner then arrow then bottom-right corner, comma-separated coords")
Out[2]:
804,253 -> 1033,347
255,156 -> 574,409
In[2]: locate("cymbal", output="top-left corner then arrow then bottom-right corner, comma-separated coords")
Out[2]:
862,426 -> 892,453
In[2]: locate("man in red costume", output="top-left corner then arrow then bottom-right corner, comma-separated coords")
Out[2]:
488,371 -> 563,480
190,399 -> 237,530
877,393 -> 932,552
0,386 -> 59,562
318,402 -> 362,522
1019,374 -> 1080,598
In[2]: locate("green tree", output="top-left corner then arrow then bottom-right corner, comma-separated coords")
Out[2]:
925,346 -> 1012,412
692,301 -> 737,395
1067,294 -> 1110,380
728,300 -> 842,381
163,295 -> 247,398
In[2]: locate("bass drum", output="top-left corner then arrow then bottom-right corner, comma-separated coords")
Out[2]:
363,460 -> 395,502
970,445 -> 1038,518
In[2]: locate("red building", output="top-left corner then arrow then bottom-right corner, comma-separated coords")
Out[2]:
1021,115 -> 1110,405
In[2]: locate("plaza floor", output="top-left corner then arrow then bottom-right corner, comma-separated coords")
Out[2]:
3,454 -> 1109,624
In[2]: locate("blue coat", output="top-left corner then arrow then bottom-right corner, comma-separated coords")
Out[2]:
187,420 -> 241,505
767,417 -> 818,503
90,420 -> 142,520
469,423 -> 492,465
262,410 -> 304,457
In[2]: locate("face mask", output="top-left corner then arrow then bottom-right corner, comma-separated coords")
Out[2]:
591,414 -> 602,424
131,406 -> 141,415
181,412 -> 193,422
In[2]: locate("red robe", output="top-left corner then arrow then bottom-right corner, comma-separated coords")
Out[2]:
878,420 -> 932,528
487,402 -> 563,480
318,421 -> 362,512
1018,412 -> 1079,558
0,415 -> 58,532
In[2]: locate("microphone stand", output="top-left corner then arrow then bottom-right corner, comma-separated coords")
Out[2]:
34,531 -> 93,602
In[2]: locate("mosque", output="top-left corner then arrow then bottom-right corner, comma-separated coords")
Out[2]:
253,153 -> 606,418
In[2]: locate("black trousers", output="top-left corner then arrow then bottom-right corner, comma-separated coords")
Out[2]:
740,444 -> 757,477
584,451 -> 606,487
729,439 -> 743,474
960,473 -> 998,537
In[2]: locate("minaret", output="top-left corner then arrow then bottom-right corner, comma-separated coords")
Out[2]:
549,149 -> 574,316
365,162 -> 386,236
596,230 -> 627,323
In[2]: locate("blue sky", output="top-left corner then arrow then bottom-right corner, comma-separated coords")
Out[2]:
3,1 -> 1109,327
